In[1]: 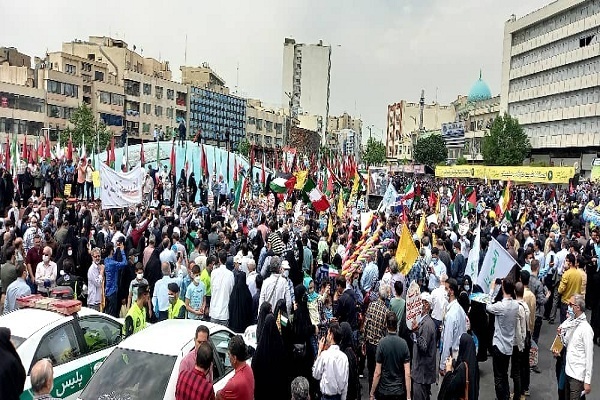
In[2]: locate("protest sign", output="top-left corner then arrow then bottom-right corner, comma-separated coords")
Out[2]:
405,281 -> 422,329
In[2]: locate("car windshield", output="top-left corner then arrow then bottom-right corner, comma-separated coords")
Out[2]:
11,335 -> 25,348
79,348 -> 176,400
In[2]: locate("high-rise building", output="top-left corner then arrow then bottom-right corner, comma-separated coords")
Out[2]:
282,38 -> 331,141
501,0 -> 600,175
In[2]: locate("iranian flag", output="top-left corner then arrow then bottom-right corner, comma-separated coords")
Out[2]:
302,178 -> 330,212
402,181 -> 415,200
269,177 -> 289,194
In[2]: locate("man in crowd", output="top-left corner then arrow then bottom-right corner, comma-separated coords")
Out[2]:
365,285 -> 390,390
209,251 -> 234,326
411,292 -> 437,400
440,278 -> 466,374
216,335 -> 254,400
312,322 -> 349,400
487,279 -> 519,400
30,359 -> 59,400
123,284 -> 149,337
176,342 -> 215,400
370,311 -> 411,400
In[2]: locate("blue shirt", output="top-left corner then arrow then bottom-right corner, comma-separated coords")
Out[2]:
361,262 -> 379,292
153,275 -> 178,312
104,250 -> 128,296
4,278 -> 31,313
185,281 -> 206,320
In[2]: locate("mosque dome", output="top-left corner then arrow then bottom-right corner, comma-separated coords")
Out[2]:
467,71 -> 492,102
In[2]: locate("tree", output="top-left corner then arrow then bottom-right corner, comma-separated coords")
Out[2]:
482,113 -> 530,166
456,156 -> 468,165
413,134 -> 447,167
60,104 -> 112,154
362,137 -> 386,166
238,138 -> 251,157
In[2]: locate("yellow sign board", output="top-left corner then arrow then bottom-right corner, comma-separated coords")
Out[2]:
92,170 -> 101,188
64,184 -> 72,196
435,166 -> 574,183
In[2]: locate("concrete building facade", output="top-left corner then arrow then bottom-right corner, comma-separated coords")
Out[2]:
501,0 -> 600,175
246,99 -> 286,167
386,99 -> 455,162
181,64 -> 229,94
62,36 -> 186,139
282,38 -> 331,140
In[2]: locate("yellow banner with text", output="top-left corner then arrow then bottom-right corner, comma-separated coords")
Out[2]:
435,166 -> 575,183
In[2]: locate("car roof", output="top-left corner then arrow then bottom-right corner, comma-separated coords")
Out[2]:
117,320 -> 226,356
0,307 -> 111,339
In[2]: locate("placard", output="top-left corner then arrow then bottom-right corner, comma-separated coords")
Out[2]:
405,281 -> 422,329
64,184 -> 72,196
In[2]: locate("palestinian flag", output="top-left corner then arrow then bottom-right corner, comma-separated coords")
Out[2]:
269,177 -> 289,194
464,187 -> 477,215
448,183 -> 462,225
233,176 -> 248,209
302,178 -> 330,212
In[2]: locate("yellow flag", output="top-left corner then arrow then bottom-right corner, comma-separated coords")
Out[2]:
327,215 -> 334,240
337,192 -> 345,218
396,223 -> 419,276
416,213 -> 426,240
352,172 -> 360,194
294,170 -> 308,190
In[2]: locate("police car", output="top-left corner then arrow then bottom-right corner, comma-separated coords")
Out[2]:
78,320 -> 254,400
0,299 -> 123,400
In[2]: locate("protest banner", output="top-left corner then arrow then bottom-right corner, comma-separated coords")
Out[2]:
99,163 -> 144,210
405,281 -> 422,329
466,222 -> 480,282
476,237 -> 517,293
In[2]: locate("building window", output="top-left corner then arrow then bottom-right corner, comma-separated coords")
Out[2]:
265,121 -> 273,132
256,119 -> 263,131
99,113 -> 123,127
94,70 -> 104,82
166,107 -> 174,118
99,91 -> 111,104
81,62 -> 92,72
124,80 -> 140,97
143,103 -> 151,115
142,123 -> 151,133
65,64 -> 76,75
248,117 -> 255,125
47,80 -> 61,94
143,84 -> 152,95
155,105 -> 163,117
111,93 -> 124,106
275,123 -> 282,134
155,86 -> 163,99
167,89 -> 174,100
82,74 -> 92,83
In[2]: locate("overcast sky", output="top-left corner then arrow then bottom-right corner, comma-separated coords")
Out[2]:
5,0 -> 550,138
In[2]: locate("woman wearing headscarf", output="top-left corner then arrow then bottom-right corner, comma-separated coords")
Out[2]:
228,272 -> 254,333
290,284 -> 317,385
458,275 -> 472,315
0,327 -> 26,400
76,237 -> 93,284
251,314 -> 288,400
438,333 -> 480,400
57,243 -> 76,276
340,322 -> 361,400
256,301 -> 273,344
187,172 -> 198,204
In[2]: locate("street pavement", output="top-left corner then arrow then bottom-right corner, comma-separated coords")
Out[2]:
360,310 -> 600,399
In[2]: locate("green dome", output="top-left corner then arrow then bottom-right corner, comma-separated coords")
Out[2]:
467,71 -> 492,102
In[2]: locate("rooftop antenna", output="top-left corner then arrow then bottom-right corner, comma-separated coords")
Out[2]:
235,62 -> 239,94
184,34 -> 188,65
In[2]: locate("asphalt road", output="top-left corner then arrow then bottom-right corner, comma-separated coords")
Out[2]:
360,310 -> 600,399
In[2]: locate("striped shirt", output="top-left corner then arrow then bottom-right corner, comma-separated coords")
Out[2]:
175,368 -> 215,400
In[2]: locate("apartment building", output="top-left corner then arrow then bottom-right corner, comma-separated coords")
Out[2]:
0,50 -> 45,139
63,36 -> 186,139
181,64 -> 229,94
386,99 -> 455,162
327,112 -> 363,159
246,99 -> 285,163
501,0 -> 600,174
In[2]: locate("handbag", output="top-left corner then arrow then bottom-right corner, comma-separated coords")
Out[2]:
292,343 -> 306,359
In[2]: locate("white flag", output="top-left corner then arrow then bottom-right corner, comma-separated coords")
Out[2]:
477,237 -> 517,293
466,222 -> 480,282
377,183 -> 398,213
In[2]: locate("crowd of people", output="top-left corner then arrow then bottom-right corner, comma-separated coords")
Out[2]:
0,163 -> 597,400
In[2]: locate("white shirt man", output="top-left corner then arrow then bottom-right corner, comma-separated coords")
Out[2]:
312,324 -> 349,400
34,247 -> 57,293
427,252 -> 447,292
259,256 -> 292,315
209,260 -> 234,323
431,275 -> 449,323
246,260 -> 258,298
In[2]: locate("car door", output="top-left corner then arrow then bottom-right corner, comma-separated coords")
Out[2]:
209,329 -> 235,391
24,320 -> 86,400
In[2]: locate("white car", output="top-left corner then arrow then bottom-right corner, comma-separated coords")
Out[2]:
0,306 -> 123,400
78,320 -> 254,400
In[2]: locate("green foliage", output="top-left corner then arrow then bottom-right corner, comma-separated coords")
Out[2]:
456,156 -> 468,165
238,138 -> 251,157
60,104 -> 112,155
362,137 -> 386,166
413,134 -> 448,167
482,113 -> 531,166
